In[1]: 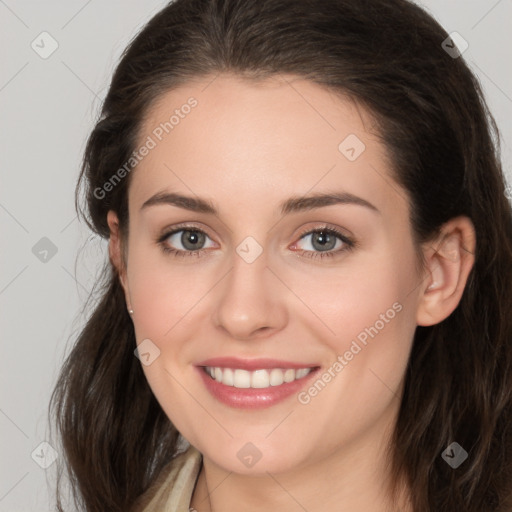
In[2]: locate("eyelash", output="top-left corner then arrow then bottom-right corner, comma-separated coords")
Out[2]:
156,224 -> 356,261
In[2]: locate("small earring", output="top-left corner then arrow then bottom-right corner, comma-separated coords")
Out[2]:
128,308 -> 134,315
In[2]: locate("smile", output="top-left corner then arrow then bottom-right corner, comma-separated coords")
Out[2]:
196,358 -> 321,409
203,366 -> 314,388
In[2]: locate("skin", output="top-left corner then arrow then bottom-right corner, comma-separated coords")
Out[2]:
108,73 -> 476,512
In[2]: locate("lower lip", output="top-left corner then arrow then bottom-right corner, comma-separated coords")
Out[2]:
196,367 -> 320,409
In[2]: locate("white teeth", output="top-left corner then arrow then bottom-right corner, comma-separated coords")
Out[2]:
269,368 -> 284,386
223,367 -> 234,386
283,369 -> 295,383
233,369 -> 251,388
295,368 -> 310,379
204,366 -> 314,388
251,369 -> 269,388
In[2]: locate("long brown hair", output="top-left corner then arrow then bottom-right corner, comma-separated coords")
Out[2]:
49,0 -> 512,510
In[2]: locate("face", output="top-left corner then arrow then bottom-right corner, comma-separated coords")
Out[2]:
112,73 -> 425,475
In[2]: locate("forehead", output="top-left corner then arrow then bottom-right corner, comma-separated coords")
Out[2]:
130,73 -> 406,220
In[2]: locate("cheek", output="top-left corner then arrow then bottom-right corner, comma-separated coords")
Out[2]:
126,236 -> 204,311
294,248 -> 417,400
126,250 -> 204,418
288,253 -> 412,345
290,256 -> 416,448
129,264 -> 206,342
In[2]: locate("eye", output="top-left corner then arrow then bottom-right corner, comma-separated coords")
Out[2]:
157,226 -> 215,258
291,226 -> 356,260
157,224 -> 356,260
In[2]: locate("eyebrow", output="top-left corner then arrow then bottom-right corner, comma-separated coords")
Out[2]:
140,190 -> 380,216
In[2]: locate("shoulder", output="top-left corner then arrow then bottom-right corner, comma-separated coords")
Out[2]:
132,444 -> 203,512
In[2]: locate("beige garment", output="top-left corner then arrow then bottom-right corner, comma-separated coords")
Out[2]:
134,444 -> 203,512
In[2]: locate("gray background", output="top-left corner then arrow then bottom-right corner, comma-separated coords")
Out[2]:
1,1 -> 511,510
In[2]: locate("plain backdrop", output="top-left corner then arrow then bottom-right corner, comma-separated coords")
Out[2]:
1,1 -> 511,510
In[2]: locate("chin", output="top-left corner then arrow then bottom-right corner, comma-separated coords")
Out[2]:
202,439 -> 310,475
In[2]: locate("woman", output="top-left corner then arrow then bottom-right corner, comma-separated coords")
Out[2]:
49,0 -> 512,511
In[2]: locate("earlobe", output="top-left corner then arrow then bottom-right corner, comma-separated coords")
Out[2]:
416,216 -> 476,327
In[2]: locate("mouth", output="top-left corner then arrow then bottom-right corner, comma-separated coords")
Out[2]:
202,366 -> 315,388
195,357 -> 321,409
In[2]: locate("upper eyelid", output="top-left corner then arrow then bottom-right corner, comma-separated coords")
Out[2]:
159,223 -> 215,241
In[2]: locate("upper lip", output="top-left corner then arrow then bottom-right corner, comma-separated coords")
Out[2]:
196,357 -> 320,371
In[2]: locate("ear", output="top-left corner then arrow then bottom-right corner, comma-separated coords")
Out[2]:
107,210 -> 130,303
416,216 -> 476,326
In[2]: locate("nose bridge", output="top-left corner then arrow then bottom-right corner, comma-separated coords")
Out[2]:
212,237 -> 287,339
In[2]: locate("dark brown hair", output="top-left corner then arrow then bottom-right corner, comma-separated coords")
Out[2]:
49,0 -> 512,510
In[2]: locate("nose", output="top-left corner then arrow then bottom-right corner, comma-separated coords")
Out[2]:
212,245 -> 288,341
